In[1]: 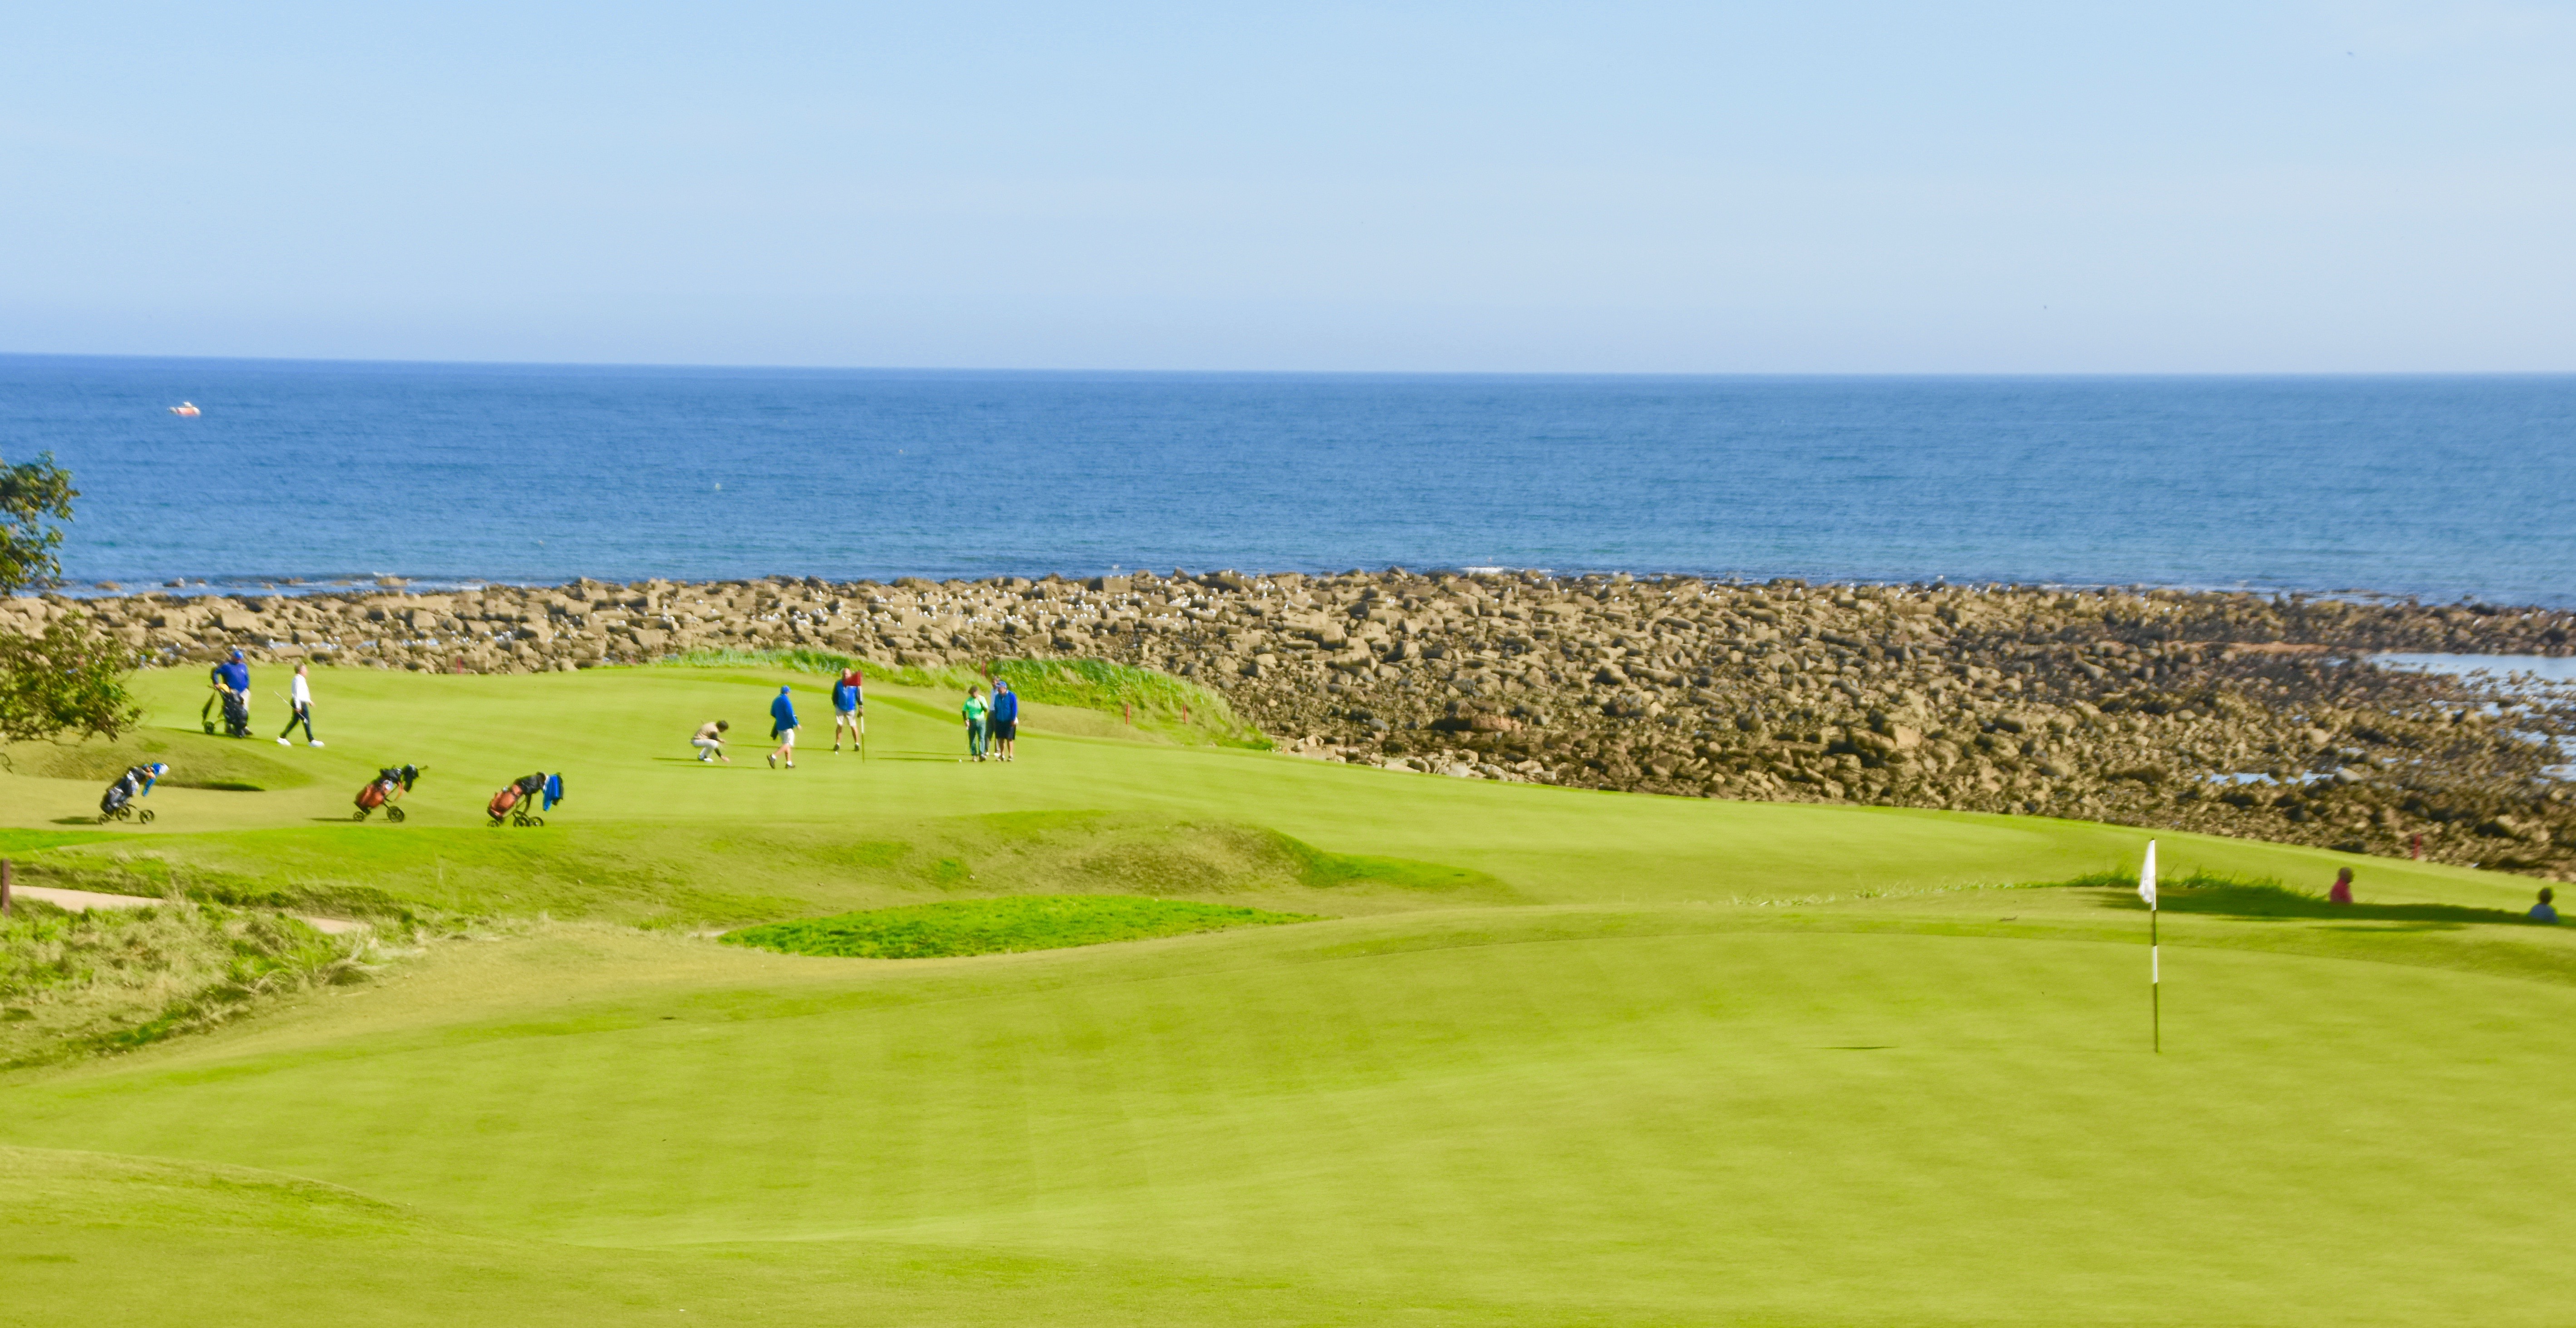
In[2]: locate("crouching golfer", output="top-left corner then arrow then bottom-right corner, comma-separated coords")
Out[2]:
693,719 -> 730,763
768,686 -> 799,769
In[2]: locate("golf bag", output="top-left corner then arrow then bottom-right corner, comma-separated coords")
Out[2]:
99,763 -> 163,825
218,689 -> 251,738
354,764 -> 424,822
487,772 -> 553,827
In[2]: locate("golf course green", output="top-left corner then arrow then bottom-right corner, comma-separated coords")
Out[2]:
3,662 -> 2571,1325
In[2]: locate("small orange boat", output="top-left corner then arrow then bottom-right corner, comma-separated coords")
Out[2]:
169,401 -> 200,417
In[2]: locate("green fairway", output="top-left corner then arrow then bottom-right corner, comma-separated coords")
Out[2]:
4,664 -> 2571,1325
3,664 -> 2537,920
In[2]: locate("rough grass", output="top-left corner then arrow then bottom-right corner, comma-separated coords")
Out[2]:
0,839 -> 425,927
722,894 -> 1319,959
0,898 -> 368,1068
653,648 -> 1268,747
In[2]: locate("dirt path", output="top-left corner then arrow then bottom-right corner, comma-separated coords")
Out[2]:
5,884 -> 370,935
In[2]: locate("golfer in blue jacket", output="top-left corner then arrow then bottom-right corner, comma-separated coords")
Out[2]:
203,649 -> 251,733
830,667 -> 864,754
767,685 -> 799,769
988,679 -> 1020,762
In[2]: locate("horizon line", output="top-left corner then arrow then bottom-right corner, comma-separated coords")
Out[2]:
5,349 -> 2575,382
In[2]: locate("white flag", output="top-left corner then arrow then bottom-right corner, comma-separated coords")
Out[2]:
2138,839 -> 2158,910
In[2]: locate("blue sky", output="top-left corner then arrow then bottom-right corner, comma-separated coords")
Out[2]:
3,2 -> 2571,371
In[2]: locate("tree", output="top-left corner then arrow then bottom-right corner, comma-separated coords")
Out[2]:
0,452 -> 77,594
0,452 -> 140,743
0,615 -> 142,742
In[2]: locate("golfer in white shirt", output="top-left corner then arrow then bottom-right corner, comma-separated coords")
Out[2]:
278,661 -> 323,747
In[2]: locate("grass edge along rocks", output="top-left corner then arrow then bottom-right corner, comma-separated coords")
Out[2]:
14,570 -> 2575,880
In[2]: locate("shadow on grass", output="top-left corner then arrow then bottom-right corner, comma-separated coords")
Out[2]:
2059,870 -> 2534,929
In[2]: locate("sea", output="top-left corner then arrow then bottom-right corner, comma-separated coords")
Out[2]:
4,355 -> 2573,606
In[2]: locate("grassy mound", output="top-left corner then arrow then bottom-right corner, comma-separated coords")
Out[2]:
655,648 -> 1267,747
1,814 -> 1507,933
723,895 -> 1318,959
2,727 -> 317,792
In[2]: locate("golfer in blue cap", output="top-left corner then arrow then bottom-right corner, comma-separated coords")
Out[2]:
767,685 -> 799,769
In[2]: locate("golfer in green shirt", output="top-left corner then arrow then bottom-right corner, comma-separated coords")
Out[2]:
962,686 -> 991,762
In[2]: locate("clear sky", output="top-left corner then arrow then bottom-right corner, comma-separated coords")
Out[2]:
4,2 -> 2571,372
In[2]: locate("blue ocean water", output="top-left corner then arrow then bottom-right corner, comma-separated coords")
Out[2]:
4,355 -> 2573,604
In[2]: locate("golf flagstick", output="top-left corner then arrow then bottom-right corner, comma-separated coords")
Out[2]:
2139,839 -> 2159,1054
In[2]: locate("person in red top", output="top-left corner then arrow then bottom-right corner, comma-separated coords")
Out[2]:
831,668 -> 864,753
2329,867 -> 2354,905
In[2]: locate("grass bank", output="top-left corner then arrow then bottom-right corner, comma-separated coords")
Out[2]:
0,812 -> 1510,932
723,894 -> 1317,958
655,648 -> 1268,747
0,897 -> 368,1068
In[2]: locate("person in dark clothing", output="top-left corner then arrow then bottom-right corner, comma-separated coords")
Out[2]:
988,679 -> 1020,762
2532,887 -> 2560,925
204,649 -> 251,732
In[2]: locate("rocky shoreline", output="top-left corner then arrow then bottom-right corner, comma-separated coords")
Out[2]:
10,571 -> 2574,882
